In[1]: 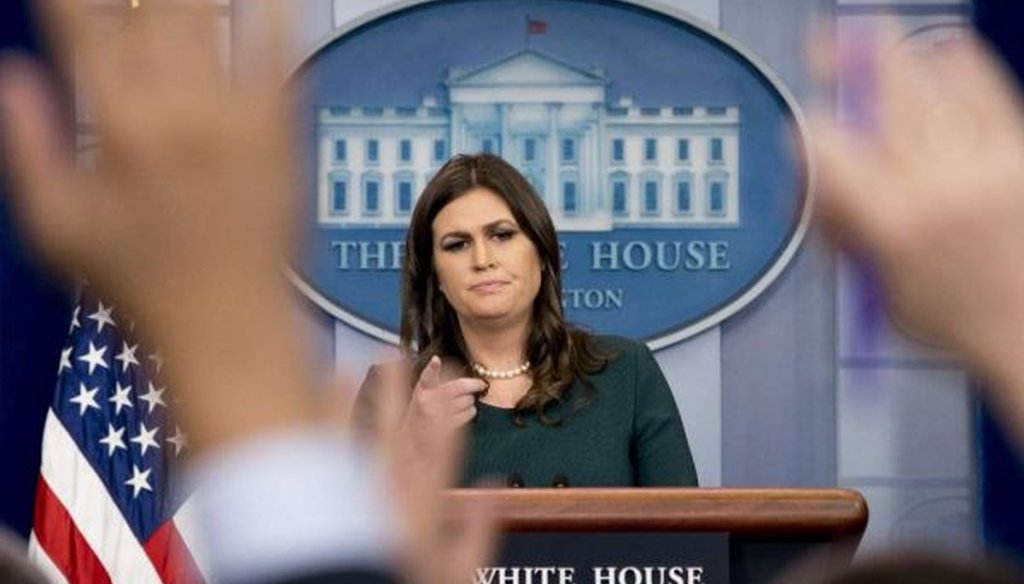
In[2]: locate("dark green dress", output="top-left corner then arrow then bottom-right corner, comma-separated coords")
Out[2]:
462,336 -> 698,487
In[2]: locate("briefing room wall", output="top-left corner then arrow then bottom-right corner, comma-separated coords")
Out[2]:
231,0 -> 980,554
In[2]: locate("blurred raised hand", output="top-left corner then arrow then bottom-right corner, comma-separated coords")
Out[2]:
0,0 -> 308,452
369,359 -> 496,584
0,2 -> 495,582
810,29 -> 1024,448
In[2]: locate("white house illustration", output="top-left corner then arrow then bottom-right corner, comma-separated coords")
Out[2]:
316,49 -> 740,230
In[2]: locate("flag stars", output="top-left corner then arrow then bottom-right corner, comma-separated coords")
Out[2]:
58,347 -> 73,373
69,305 -> 81,334
109,382 -> 133,415
69,383 -> 100,416
166,426 -> 188,456
88,302 -> 117,333
115,341 -> 139,372
139,382 -> 166,414
78,342 -> 109,375
99,423 -> 127,456
130,422 -> 160,456
125,465 -> 153,498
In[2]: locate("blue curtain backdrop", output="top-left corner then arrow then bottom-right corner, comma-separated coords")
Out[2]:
974,0 -> 1024,566
0,0 -> 72,538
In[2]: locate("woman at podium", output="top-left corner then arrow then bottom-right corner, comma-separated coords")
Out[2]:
357,154 -> 697,488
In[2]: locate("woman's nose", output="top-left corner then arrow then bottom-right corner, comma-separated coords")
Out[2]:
472,240 -> 495,269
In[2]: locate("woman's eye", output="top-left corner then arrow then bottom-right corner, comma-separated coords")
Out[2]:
442,240 -> 468,252
493,229 -> 517,241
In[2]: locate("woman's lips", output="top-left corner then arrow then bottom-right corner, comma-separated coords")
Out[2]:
470,280 -> 509,293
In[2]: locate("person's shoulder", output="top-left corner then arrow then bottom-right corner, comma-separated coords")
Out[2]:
589,334 -> 647,357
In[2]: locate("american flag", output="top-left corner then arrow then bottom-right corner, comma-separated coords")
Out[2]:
526,16 -> 547,35
27,293 -> 206,583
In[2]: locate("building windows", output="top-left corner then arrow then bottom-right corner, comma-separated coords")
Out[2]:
675,180 -> 692,214
478,136 -> 501,155
677,139 -> 690,162
644,138 -> 657,162
524,138 -> 536,162
642,178 -> 660,215
433,139 -> 448,162
395,176 -> 414,215
709,137 -> 723,163
611,178 -> 629,217
611,138 -> 625,163
562,181 -> 578,215
317,101 -> 739,226
610,172 -> 630,217
708,181 -> 726,215
363,175 -> 382,216
330,175 -> 349,215
562,138 -> 576,163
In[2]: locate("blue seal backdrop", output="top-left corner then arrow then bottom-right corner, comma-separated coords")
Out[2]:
292,0 -> 808,347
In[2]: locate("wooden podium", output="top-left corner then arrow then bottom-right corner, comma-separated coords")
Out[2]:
448,488 -> 868,584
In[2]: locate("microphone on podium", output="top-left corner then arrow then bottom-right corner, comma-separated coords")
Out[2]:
507,472 -> 525,488
551,473 -> 570,488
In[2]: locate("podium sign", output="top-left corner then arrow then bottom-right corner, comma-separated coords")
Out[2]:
488,532 -> 729,584
449,489 -> 867,584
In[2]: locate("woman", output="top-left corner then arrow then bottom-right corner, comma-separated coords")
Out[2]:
357,153 -> 698,487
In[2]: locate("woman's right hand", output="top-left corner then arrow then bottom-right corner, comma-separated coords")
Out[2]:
407,356 -> 487,431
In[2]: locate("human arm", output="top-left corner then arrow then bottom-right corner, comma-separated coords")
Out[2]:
0,1 -> 493,583
810,31 -> 1024,453
630,343 -> 699,486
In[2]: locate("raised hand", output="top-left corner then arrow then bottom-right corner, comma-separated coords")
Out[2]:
407,356 -> 488,432
370,359 -> 496,584
0,2 -> 498,583
810,30 -> 1024,449
0,0 -> 307,452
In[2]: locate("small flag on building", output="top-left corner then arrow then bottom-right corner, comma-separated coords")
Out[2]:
27,291 -> 205,584
526,16 -> 548,35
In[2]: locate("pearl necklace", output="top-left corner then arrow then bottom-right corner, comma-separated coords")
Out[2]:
472,360 -> 531,380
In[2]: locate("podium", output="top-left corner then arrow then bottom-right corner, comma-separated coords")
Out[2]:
448,488 -> 868,584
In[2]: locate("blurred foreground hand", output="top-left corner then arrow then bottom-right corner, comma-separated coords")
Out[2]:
810,30 -> 1024,450
0,2 -> 493,583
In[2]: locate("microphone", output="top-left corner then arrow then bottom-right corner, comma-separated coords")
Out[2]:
551,473 -> 570,488
507,472 -> 525,488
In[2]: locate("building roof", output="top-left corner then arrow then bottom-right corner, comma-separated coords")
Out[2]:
446,49 -> 608,87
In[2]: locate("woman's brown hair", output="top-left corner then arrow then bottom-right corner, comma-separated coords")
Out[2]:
401,153 -> 607,424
